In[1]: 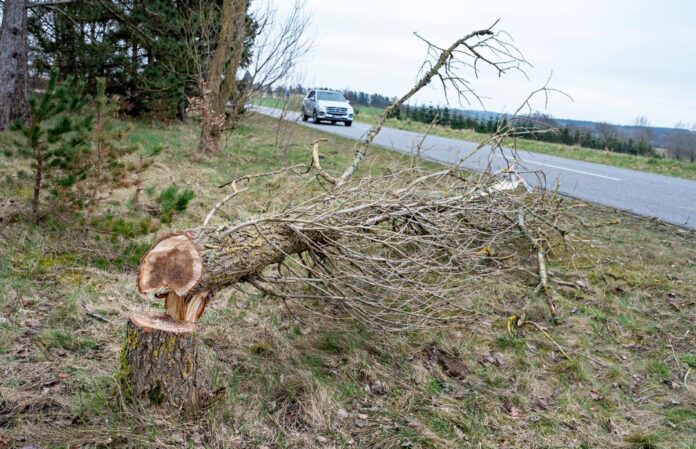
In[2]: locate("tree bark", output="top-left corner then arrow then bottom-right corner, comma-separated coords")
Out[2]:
197,0 -> 248,152
118,312 -> 208,410
199,120 -> 222,153
137,224 -> 317,318
0,0 -> 30,131
32,141 -> 43,213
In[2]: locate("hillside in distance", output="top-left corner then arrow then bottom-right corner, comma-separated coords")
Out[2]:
454,108 -> 688,148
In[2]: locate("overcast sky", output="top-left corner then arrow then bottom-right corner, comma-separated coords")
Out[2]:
274,0 -> 696,128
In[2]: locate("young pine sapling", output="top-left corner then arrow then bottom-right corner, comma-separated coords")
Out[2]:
12,71 -> 92,213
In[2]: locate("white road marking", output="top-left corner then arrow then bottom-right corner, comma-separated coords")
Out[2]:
676,205 -> 696,211
521,159 -> 622,181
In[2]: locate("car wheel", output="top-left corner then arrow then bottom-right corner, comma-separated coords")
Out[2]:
312,109 -> 319,124
345,120 -> 352,127
302,111 -> 308,121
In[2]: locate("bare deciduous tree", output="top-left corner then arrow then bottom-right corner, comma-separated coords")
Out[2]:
668,122 -> 696,162
633,115 -> 653,144
184,0 -> 310,153
240,1 -> 311,121
187,0 -> 250,153
594,121 -> 617,144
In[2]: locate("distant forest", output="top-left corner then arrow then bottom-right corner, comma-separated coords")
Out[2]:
269,84 -> 696,162
398,106 -> 655,157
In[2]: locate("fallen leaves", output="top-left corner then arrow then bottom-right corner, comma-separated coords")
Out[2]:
426,344 -> 469,379
354,413 -> 368,428
480,351 -> 506,368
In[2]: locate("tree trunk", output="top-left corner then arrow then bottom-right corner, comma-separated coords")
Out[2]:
118,312 -> 208,410
32,142 -> 43,213
177,86 -> 188,123
199,121 -> 222,153
137,224 -> 317,315
196,0 -> 248,152
0,0 -> 30,131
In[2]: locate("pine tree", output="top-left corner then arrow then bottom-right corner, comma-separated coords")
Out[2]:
424,105 -> 435,124
451,113 -> 463,130
441,107 -> 451,127
83,78 -> 137,224
12,71 -> 92,213
27,1 -> 259,118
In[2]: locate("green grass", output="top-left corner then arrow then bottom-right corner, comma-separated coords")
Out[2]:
253,95 -> 304,112
0,113 -> 695,448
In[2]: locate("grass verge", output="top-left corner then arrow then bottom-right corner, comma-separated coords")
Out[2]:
0,113 -> 694,448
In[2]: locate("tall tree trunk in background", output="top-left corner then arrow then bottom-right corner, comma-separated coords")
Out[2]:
0,0 -> 30,131
198,0 -> 248,153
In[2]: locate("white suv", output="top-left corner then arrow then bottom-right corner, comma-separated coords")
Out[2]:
302,89 -> 354,127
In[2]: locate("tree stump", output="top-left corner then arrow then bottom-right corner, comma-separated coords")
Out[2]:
118,312 -> 208,410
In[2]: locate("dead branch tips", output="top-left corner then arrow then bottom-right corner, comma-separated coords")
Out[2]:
337,22 -> 528,187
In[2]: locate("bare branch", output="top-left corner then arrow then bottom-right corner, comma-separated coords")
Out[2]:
337,22 -> 528,186
203,181 -> 248,226
310,139 -> 337,186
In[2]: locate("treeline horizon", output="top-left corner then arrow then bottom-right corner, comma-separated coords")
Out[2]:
397,105 -> 655,157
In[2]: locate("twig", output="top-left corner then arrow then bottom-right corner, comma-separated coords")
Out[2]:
86,311 -> 109,323
218,163 -> 306,189
246,276 -> 304,324
516,212 -> 557,321
203,180 -> 248,226
509,315 -> 573,363
309,139 -> 336,185
412,113 -> 439,165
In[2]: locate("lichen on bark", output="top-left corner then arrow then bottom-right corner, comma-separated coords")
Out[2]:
118,313 -> 207,410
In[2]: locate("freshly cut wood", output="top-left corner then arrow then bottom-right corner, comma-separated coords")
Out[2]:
138,232 -> 203,297
138,223 -> 318,321
163,290 -> 209,322
118,312 -> 207,410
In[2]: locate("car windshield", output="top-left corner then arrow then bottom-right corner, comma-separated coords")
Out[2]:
317,91 -> 346,101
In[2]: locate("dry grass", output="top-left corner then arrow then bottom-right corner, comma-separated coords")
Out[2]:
0,114 -> 695,449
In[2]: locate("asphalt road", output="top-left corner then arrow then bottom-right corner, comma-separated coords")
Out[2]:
256,107 -> 696,230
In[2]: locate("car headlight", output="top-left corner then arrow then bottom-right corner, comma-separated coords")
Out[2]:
318,105 -> 326,112
348,107 -> 354,115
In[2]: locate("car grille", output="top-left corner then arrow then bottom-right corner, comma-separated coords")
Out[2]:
326,107 -> 348,115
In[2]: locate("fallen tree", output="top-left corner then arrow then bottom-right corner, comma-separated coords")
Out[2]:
138,165 -> 563,326
119,22 -> 568,410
